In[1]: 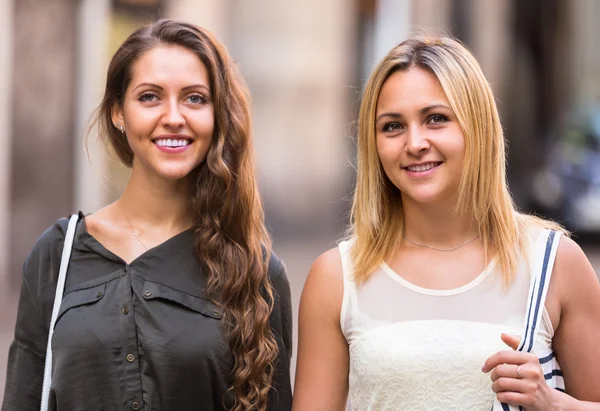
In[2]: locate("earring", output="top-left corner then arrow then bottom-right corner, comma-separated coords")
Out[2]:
119,125 -> 125,134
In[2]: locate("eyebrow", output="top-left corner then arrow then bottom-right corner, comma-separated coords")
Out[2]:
376,104 -> 452,123
132,82 -> 211,93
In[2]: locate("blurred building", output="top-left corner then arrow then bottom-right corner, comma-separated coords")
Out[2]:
1,0 -> 600,398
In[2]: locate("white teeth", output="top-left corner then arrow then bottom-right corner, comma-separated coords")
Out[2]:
407,163 -> 437,172
155,139 -> 190,147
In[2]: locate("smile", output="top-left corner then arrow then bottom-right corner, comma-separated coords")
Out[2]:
153,138 -> 191,148
403,162 -> 442,172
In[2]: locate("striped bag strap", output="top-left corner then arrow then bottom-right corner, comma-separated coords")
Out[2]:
40,213 -> 79,411
492,229 -> 562,411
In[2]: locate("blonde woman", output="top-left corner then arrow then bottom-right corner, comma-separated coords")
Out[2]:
293,36 -> 600,410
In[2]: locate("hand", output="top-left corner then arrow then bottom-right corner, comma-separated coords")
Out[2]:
482,334 -> 559,411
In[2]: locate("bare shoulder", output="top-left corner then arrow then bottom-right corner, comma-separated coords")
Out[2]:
552,235 -> 600,310
84,203 -> 119,237
300,246 -> 345,318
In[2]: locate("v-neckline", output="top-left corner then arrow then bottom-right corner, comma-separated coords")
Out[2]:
75,211 -> 194,266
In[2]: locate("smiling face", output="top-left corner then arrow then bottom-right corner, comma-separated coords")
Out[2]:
111,44 -> 214,182
375,66 -> 466,206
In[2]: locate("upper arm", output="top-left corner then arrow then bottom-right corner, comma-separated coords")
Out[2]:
550,236 -> 600,401
2,220 -> 67,410
265,253 -> 293,411
269,254 -> 293,361
292,247 -> 349,411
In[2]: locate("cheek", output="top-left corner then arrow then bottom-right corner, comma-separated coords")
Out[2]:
376,137 -> 399,168
189,110 -> 215,137
123,104 -> 158,135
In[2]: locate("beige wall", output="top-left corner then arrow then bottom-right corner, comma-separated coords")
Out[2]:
168,0 -> 230,40
0,0 -> 12,286
412,0 -> 452,34
231,1 -> 356,233
74,0 -> 112,214
9,0 -> 77,284
572,0 -> 600,107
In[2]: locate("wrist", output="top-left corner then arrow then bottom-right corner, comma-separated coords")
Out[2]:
549,388 -> 576,411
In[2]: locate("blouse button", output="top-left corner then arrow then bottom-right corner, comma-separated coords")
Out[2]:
212,310 -> 221,318
126,353 -> 135,363
131,401 -> 140,410
122,305 -> 129,314
143,290 -> 152,298
96,291 -> 104,298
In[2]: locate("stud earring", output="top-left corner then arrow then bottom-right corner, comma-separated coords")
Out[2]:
119,125 -> 125,134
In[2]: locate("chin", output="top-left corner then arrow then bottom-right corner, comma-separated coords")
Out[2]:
402,189 -> 447,205
153,164 -> 199,182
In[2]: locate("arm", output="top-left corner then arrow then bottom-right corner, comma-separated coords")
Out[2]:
267,254 -> 293,411
484,236 -> 600,411
549,236 -> 600,410
2,222 -> 67,411
292,248 -> 349,411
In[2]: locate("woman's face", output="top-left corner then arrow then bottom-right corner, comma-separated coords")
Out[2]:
112,44 -> 214,182
375,66 -> 466,206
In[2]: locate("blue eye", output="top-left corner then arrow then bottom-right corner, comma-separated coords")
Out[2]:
138,92 -> 158,102
187,93 -> 207,104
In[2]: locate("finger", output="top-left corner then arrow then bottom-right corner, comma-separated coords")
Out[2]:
490,363 -> 519,382
496,391 -> 533,408
491,377 -> 532,394
482,351 -> 533,373
501,333 -> 520,350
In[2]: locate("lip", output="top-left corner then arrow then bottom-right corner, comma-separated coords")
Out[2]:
402,161 -> 443,177
151,134 -> 194,154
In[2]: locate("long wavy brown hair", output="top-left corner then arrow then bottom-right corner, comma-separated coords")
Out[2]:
91,19 -> 277,410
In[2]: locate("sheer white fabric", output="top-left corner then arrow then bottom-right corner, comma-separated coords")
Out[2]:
339,226 -> 555,411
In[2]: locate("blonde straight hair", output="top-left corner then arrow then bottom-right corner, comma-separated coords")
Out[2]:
349,35 -> 566,285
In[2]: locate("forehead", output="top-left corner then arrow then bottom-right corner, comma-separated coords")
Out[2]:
376,67 -> 449,112
129,44 -> 210,88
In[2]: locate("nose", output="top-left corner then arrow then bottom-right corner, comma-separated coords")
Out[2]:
163,99 -> 185,129
405,125 -> 430,155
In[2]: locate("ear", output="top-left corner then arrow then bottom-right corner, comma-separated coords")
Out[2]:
111,102 -> 125,131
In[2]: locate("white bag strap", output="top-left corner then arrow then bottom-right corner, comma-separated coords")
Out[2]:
517,229 -> 562,353
40,213 -> 79,411
493,229 -> 562,411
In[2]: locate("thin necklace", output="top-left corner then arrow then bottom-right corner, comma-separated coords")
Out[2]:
402,234 -> 480,252
123,211 -> 149,251
130,227 -> 149,251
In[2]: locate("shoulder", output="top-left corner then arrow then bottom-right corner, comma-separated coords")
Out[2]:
300,246 -> 344,312
550,234 -> 599,313
20,215 -> 80,312
266,250 -> 290,296
24,216 -> 74,273
310,246 -> 344,279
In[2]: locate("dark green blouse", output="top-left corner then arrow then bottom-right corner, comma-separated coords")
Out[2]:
2,213 -> 292,411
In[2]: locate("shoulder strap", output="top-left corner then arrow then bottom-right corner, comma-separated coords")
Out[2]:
338,239 -> 359,334
40,213 -> 79,411
338,239 -> 355,282
494,229 -> 563,411
517,229 -> 562,353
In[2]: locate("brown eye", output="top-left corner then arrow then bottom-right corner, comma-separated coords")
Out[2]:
427,114 -> 448,125
383,122 -> 402,132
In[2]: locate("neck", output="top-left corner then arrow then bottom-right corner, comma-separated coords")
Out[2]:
116,164 -> 194,232
401,196 -> 479,249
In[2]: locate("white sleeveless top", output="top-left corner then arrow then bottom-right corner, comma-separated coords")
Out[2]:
339,226 -> 560,411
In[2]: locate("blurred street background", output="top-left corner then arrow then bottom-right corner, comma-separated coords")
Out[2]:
1,0 -> 600,400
